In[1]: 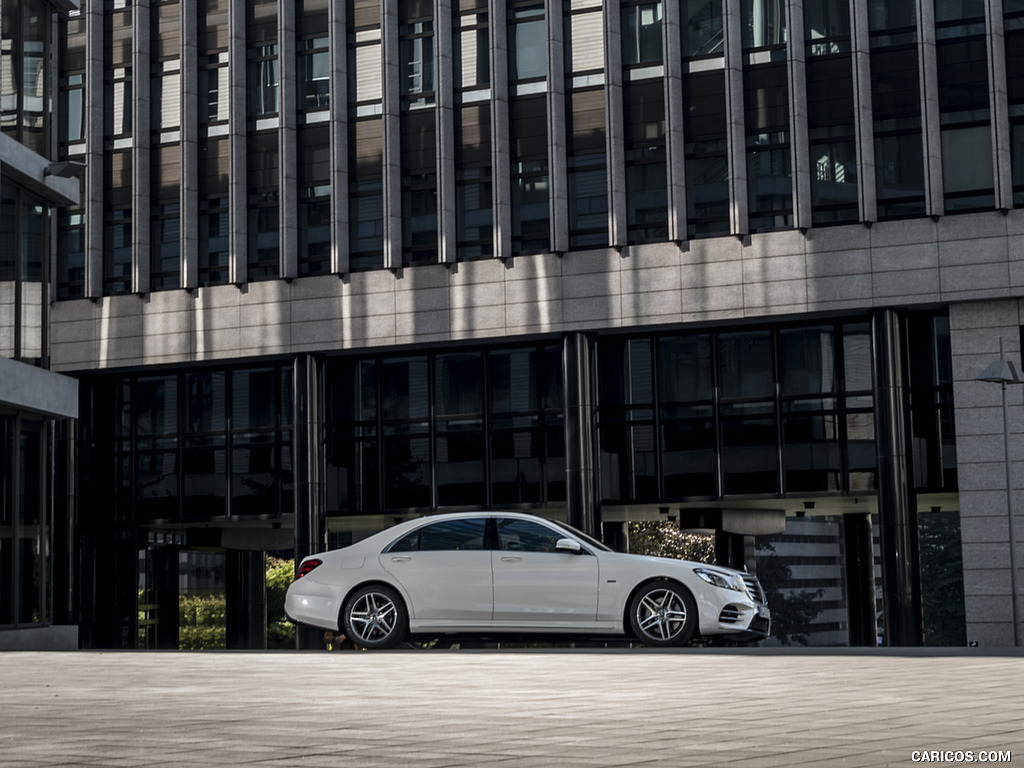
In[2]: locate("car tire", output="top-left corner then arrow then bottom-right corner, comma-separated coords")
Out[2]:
342,585 -> 408,650
628,581 -> 698,647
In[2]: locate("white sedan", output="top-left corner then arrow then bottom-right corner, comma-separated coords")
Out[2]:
285,511 -> 770,649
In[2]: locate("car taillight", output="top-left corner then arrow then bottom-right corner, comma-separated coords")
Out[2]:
296,558 -> 323,579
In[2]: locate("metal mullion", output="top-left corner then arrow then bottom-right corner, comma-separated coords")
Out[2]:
773,328 -> 786,495
428,353 -> 437,511
483,350 -> 492,508
711,332 -> 724,499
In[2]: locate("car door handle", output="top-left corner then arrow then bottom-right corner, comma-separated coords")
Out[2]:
391,556 -> 412,563
500,556 -> 523,563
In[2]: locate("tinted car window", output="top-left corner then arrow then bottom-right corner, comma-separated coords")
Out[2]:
419,518 -> 487,551
387,529 -> 420,552
497,518 -> 563,552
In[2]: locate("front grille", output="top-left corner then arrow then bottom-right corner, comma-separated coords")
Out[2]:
741,575 -> 767,605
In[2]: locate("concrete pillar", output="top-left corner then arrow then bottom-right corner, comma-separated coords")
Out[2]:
985,0 -> 1014,211
435,0 -> 456,265
787,0 -> 812,231
228,0 -> 248,284
872,308 -> 924,646
949,300 -> 1024,646
603,0 -> 627,249
84,0 -> 104,298
850,0 -> 877,223
132,0 -> 152,294
563,332 -> 597,537
546,0 -> 568,255
181,0 -> 200,289
279,0 -> 298,280
663,0 -> 687,244
490,0 -> 512,261
328,0 -> 350,275
381,0 -> 402,271
916,0 -> 944,218
723,0 -> 748,237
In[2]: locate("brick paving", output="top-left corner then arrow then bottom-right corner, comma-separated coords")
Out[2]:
1,649 -> 1022,767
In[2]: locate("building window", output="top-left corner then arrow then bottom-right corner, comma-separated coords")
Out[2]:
298,124 -> 330,276
568,89 -> 608,249
199,54 -> 230,125
348,0 -> 384,271
199,197 -> 230,286
455,104 -> 493,261
511,6 -> 546,82
298,36 -> 330,111
248,44 -> 280,118
1,0 -> 51,156
1,185 -> 48,364
745,64 -> 792,231
1007,1 -> 1024,206
871,30 -> 925,219
625,81 -> 668,244
622,2 -> 663,67
57,208 -> 85,300
455,0 -> 489,92
742,0 -> 787,50
103,207 -> 132,296
681,0 -> 724,58
683,72 -> 729,237
510,95 -> 550,254
247,132 -> 279,280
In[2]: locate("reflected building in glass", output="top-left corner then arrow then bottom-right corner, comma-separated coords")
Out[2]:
30,0 -> 1024,649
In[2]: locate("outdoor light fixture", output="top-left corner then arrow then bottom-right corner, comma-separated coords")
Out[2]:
976,337 -> 1023,647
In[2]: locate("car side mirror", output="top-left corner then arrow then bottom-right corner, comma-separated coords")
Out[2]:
555,538 -> 582,554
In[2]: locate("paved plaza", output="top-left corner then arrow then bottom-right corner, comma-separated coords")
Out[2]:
1,648 -> 1022,767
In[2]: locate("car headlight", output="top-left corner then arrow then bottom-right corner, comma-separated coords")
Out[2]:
693,568 -> 744,592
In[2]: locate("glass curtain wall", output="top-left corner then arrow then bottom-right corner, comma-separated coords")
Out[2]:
869,0 -> 926,218
509,3 -> 550,254
325,343 -> 565,515
0,185 -> 48,366
454,0 -> 492,261
597,312 -> 953,505
565,0 -> 608,250
0,414 -> 48,628
623,1 -> 668,243
682,0 -> 729,238
936,0 -> 993,211
1,0 -> 51,156
348,0 -> 385,271
805,0 -> 859,225
743,0 -> 792,231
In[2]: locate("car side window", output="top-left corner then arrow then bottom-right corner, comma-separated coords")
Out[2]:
497,518 -> 563,553
387,530 -> 420,552
418,518 -> 487,551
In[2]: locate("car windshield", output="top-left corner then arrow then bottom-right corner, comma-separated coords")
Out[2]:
548,520 -> 612,552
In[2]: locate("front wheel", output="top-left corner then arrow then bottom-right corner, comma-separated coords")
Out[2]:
342,585 -> 408,650
628,581 -> 698,647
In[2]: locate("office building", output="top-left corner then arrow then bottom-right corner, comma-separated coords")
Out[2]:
10,0 -> 1024,648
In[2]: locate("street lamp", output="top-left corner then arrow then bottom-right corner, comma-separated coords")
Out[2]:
976,338 -> 1022,647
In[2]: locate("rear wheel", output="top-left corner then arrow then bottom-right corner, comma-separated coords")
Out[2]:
628,582 -> 697,647
342,585 -> 408,650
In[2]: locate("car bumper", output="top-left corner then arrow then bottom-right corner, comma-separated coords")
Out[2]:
284,581 -> 342,632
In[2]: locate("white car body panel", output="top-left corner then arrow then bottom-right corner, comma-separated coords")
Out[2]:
284,511 -> 770,644
381,551 -> 493,621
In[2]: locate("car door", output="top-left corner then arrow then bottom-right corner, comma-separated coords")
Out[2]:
379,517 -> 493,623
491,517 -> 600,627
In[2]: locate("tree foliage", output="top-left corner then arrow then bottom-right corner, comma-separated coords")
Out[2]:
628,521 -> 715,563
266,556 -> 296,649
